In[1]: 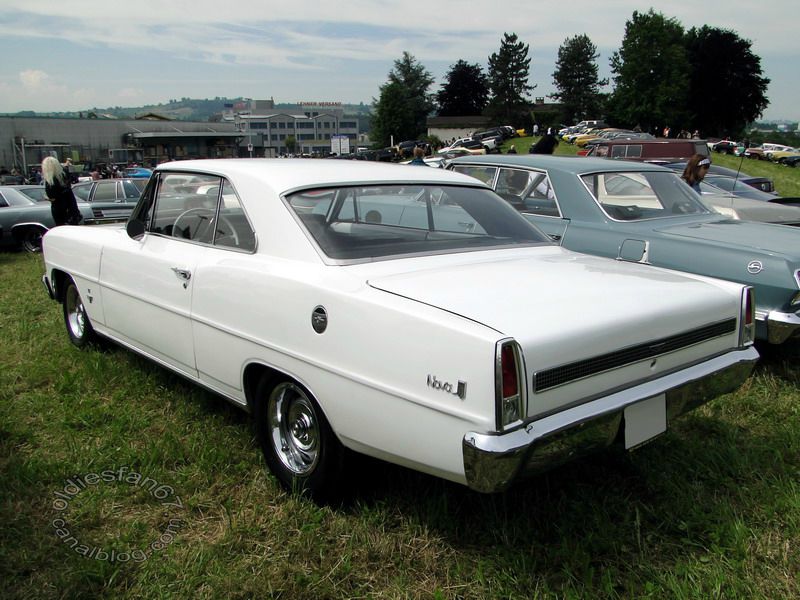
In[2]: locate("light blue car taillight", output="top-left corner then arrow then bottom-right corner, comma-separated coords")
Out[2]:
740,287 -> 756,346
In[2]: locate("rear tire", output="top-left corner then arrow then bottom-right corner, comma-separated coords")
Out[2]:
254,376 -> 345,500
63,277 -> 98,348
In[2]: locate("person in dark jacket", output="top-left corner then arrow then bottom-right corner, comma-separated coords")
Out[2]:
528,132 -> 559,154
42,156 -> 82,226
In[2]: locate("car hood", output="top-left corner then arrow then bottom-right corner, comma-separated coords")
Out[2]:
653,218 -> 800,255
366,247 -> 738,348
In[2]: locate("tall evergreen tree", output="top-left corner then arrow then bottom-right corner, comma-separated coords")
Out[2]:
437,60 -> 490,116
608,10 -> 689,133
685,26 -> 770,137
386,52 -> 435,139
486,33 -> 534,126
551,34 -> 607,124
370,81 -> 414,147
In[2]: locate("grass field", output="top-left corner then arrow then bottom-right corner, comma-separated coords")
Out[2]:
2,236 -> 800,596
506,137 -> 800,198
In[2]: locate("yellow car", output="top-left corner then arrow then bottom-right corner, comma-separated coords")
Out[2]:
766,148 -> 800,162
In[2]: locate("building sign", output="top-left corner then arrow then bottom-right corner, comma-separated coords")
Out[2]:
330,135 -> 350,155
298,102 -> 342,108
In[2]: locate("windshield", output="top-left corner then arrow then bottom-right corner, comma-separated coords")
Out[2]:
580,171 -> 712,221
286,184 -> 550,260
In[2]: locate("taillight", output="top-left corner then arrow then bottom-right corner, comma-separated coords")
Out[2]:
739,287 -> 756,346
496,340 -> 526,430
792,270 -> 800,307
501,345 -> 518,398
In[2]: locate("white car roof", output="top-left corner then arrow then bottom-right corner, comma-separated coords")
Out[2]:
155,158 -> 484,195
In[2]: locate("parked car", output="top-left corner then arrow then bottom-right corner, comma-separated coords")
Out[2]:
780,155 -> 800,168
449,155 -> 800,345
471,131 -> 503,152
10,184 -> 48,202
664,162 -> 775,194
71,178 -> 143,222
697,184 -> 800,225
768,149 -> 800,163
444,137 -> 487,152
586,139 -> 710,163
41,159 -> 758,498
0,186 -> 94,252
123,167 -> 153,178
710,140 -> 738,154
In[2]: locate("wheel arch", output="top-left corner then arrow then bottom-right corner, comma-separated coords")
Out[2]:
241,360 -> 344,438
11,222 -> 49,244
243,362 -> 314,411
48,268 -> 71,303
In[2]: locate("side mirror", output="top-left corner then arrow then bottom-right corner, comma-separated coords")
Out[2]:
126,218 -> 146,239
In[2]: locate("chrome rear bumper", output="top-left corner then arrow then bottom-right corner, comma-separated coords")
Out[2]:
463,346 -> 759,493
758,310 -> 800,344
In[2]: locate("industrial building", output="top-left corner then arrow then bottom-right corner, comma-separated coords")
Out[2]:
1,99 -> 362,177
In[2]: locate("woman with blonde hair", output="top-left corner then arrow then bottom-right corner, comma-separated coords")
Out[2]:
681,154 -> 711,193
42,156 -> 82,225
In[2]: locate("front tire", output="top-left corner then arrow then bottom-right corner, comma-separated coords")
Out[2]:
20,226 -> 45,253
63,277 -> 98,348
254,377 -> 345,499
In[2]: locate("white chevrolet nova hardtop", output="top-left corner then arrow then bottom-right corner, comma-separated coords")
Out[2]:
42,159 -> 758,498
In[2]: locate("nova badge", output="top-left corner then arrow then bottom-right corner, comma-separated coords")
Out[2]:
427,374 -> 467,400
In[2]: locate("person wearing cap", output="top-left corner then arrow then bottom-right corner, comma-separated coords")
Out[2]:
681,154 -> 711,193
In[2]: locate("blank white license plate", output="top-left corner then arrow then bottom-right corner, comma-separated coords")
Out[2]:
624,394 -> 667,450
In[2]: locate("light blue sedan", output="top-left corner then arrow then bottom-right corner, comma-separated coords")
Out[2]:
450,155 -> 800,345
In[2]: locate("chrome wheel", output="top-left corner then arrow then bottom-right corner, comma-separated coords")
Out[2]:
268,382 -> 320,475
65,283 -> 86,340
62,278 -> 97,347
21,227 -> 44,253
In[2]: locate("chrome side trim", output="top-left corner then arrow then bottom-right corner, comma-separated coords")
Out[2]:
463,346 -> 758,493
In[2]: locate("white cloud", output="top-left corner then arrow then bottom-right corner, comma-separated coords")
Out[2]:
0,1 -> 796,117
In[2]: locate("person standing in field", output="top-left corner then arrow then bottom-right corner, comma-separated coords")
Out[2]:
42,156 -> 82,226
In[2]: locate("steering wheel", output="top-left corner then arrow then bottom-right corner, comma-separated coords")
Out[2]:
173,207 -> 239,246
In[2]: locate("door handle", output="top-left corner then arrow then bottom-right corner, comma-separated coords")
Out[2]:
171,267 -> 192,282
549,234 -> 562,241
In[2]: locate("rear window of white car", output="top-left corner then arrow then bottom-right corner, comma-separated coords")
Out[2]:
580,171 -> 711,221
286,184 -> 550,260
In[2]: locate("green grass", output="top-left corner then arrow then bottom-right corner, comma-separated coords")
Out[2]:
2,252 -> 799,599
504,137 -> 800,197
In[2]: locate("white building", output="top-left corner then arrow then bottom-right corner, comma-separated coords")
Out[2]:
226,100 -> 359,156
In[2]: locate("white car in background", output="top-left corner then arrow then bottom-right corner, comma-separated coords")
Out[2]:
42,159 -> 757,499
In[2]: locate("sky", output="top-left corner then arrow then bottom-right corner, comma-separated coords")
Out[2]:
1,1 -> 797,121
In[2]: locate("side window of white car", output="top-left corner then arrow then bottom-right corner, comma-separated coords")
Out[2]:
214,181 -> 256,252
151,173 -> 221,244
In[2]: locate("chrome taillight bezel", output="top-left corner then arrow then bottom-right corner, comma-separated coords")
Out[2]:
495,338 -> 527,431
791,270 -> 800,306
739,286 -> 756,346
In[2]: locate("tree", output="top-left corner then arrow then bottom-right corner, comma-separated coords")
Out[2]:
370,81 -> 414,147
386,52 -> 435,139
285,135 -> 297,154
685,26 -> 770,137
608,10 -> 689,133
486,33 -> 534,126
551,34 -> 607,124
436,60 -> 490,116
